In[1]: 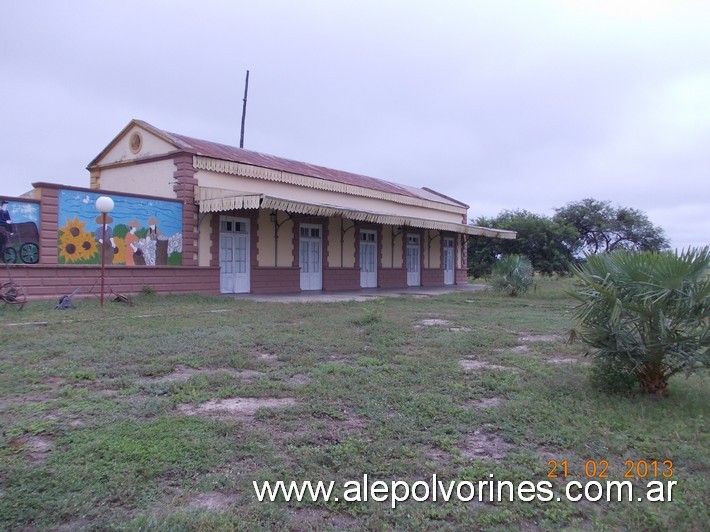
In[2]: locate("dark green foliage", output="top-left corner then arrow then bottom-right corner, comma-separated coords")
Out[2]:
468,210 -> 577,277
588,358 -> 639,394
491,254 -> 534,296
140,285 -> 157,296
554,198 -> 669,255
469,199 -> 670,278
571,247 -> 709,396
112,223 -> 129,239
167,251 -> 182,265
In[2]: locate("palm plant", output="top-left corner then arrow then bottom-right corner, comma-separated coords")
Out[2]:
491,254 -> 534,297
570,247 -> 709,396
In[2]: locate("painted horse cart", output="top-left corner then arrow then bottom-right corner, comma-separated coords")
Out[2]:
0,221 -> 40,264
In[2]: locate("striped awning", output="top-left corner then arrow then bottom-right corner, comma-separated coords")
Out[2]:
194,186 -> 516,239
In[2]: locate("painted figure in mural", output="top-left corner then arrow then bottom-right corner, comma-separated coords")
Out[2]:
146,216 -> 160,240
124,219 -> 141,266
0,201 -> 13,233
147,216 -> 169,265
0,201 -> 12,259
95,214 -> 117,264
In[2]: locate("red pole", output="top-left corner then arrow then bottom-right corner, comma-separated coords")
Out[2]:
100,213 -> 106,307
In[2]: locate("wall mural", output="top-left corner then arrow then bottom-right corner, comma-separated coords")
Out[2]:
0,199 -> 40,264
57,189 -> 182,266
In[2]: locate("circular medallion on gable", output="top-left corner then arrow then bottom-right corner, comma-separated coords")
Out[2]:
129,131 -> 142,154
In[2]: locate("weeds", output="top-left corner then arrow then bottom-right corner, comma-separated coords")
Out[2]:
0,283 -> 707,529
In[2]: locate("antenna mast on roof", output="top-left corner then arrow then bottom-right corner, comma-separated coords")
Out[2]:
240,70 -> 250,148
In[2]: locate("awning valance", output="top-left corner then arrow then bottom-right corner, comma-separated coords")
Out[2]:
194,186 -> 262,211
194,187 -> 516,239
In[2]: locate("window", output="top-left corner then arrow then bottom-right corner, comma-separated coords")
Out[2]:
300,227 -> 320,238
129,131 -> 142,154
221,220 -> 246,233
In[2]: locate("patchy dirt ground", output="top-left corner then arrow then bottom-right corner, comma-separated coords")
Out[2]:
505,345 -> 531,353
425,425 -> 514,465
546,357 -> 578,364
137,365 -> 264,385
184,491 -> 236,511
9,434 -> 54,463
519,333 -> 565,342
177,397 -> 298,419
287,507 -> 358,530
415,318 -> 472,332
467,397 -> 504,409
418,318 -> 453,326
459,359 -> 518,372
461,429 -> 513,461
251,351 -> 286,366
287,374 -> 311,387
424,447 -> 452,467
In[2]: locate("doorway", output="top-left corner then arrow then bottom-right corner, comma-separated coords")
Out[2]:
299,224 -> 322,290
406,234 -> 420,286
444,237 -> 455,285
359,230 -> 377,288
219,216 -> 250,293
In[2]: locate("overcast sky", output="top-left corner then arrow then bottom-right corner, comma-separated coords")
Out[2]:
1,0 -> 708,249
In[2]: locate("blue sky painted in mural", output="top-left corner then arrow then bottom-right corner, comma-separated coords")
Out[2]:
59,190 -> 182,236
5,201 -> 40,225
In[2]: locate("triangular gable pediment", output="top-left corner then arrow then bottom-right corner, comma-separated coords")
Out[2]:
87,119 -> 182,169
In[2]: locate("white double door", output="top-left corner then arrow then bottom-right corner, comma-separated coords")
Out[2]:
444,237 -> 455,285
300,224 -> 322,290
406,234 -> 421,286
359,230 -> 377,288
219,216 -> 250,293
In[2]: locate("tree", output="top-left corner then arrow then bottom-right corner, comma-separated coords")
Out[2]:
467,215 -> 504,278
468,210 -> 577,277
553,198 -> 669,256
570,247 -> 709,396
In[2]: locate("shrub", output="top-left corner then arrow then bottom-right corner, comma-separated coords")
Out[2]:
570,247 -> 709,396
587,358 -> 638,394
491,254 -> 534,296
354,300 -> 384,326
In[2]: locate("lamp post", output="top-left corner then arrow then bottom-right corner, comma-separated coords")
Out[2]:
95,196 -> 114,307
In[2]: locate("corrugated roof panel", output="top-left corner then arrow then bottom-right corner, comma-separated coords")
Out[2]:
150,126 -> 467,208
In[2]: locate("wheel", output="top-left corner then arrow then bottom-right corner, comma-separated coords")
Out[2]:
1,282 -> 17,300
0,282 -> 26,309
20,243 -> 39,264
13,284 -> 27,308
2,247 -> 16,264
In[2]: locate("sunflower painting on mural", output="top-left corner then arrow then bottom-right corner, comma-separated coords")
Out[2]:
58,217 -> 99,264
56,189 -> 183,266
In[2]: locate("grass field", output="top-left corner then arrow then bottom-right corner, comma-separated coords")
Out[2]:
1,280 -> 708,530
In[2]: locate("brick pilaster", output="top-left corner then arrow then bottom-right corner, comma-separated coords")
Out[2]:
457,234 -> 468,284
38,187 -> 59,265
209,214 -> 220,268
172,155 -> 198,266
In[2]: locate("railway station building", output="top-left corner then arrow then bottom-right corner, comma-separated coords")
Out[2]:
2,119 -> 515,298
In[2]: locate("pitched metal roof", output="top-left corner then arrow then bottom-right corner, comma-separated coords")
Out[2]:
128,120 -> 468,209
